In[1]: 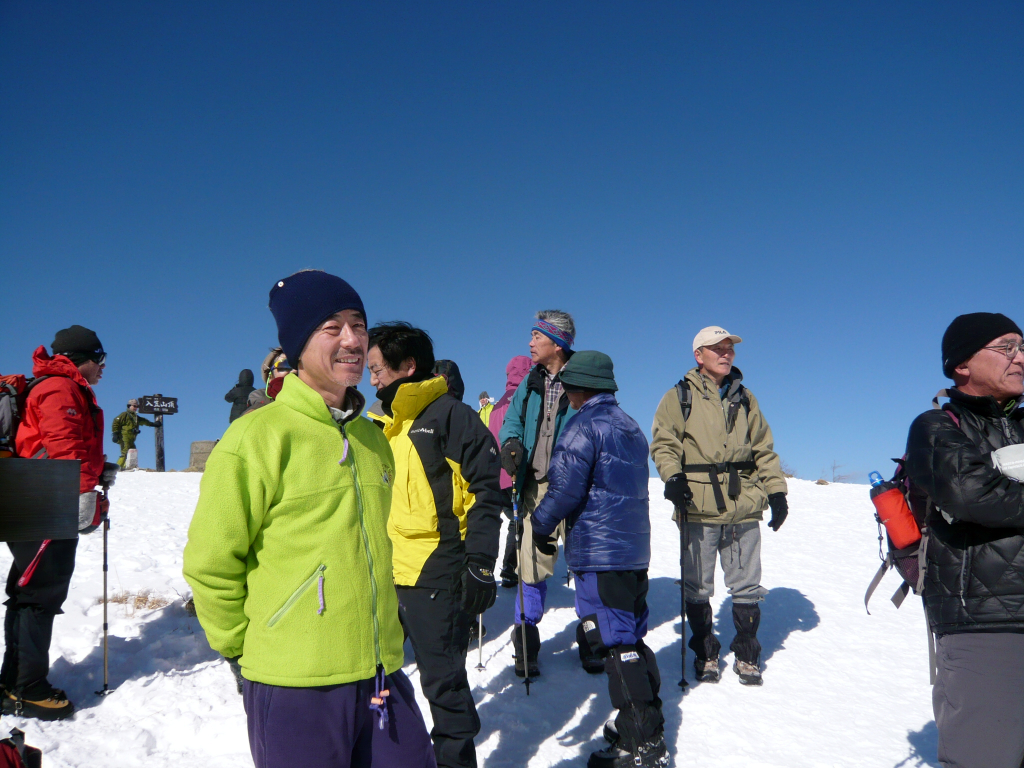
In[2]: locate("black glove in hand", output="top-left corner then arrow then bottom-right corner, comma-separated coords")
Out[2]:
767,493 -> 788,531
461,561 -> 497,615
226,656 -> 244,695
101,462 -> 119,488
532,528 -> 557,557
663,473 -> 693,509
500,438 -> 525,477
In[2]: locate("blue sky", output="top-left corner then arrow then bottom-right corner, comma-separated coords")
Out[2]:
2,2 -> 1022,480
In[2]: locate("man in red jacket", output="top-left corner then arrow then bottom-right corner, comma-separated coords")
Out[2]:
2,325 -> 116,720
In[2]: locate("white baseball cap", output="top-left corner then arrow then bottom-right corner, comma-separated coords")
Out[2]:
692,326 -> 743,352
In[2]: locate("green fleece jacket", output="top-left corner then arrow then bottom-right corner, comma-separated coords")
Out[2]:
182,374 -> 403,687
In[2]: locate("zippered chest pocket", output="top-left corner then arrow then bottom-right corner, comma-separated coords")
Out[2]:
267,564 -> 326,627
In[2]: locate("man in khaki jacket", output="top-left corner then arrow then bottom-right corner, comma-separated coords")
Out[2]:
650,326 -> 788,686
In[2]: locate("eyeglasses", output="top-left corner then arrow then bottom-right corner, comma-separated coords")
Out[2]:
983,341 -> 1024,360
86,352 -> 107,365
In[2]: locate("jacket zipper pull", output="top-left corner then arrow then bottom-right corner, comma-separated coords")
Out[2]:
317,569 -> 326,615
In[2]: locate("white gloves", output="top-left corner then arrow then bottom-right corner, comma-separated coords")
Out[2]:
79,491 -> 98,531
992,444 -> 1024,482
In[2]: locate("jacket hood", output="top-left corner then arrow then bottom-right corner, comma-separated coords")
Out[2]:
495,356 -> 533,411
505,356 -> 532,392
432,359 -> 465,401
31,346 -> 91,389
238,369 -> 255,387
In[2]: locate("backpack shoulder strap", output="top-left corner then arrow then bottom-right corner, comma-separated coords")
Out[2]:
675,379 -> 691,421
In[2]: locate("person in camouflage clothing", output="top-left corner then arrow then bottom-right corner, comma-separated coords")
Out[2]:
111,399 -> 156,468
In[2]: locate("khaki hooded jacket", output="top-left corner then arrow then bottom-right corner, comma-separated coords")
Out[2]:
651,367 -> 786,525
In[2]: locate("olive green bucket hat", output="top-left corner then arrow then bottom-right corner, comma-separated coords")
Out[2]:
559,350 -> 617,392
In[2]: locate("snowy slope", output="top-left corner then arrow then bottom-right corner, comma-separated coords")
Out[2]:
0,474 -> 937,767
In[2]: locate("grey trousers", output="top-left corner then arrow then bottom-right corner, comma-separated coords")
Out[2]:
683,521 -> 767,604
933,632 -> 1024,768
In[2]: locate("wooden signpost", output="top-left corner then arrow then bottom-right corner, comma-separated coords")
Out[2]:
138,394 -> 178,472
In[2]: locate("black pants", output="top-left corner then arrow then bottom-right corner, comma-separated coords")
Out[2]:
1,538 -> 78,698
397,584 -> 478,768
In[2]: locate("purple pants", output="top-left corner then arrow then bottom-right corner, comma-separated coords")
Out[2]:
243,669 -> 436,768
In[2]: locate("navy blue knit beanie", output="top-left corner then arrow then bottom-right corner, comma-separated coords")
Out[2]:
269,270 -> 366,367
942,312 -> 1022,378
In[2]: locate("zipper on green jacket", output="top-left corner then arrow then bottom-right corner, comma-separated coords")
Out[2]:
267,564 -> 326,627
340,421 -> 383,668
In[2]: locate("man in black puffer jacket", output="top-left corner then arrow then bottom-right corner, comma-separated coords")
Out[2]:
905,312 -> 1024,768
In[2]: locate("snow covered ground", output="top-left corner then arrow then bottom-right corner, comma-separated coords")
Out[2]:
0,473 -> 937,767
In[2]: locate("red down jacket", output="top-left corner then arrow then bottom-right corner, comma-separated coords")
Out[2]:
15,346 -> 104,493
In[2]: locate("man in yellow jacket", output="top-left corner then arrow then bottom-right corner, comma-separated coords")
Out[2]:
183,271 -> 434,768
367,321 -> 502,768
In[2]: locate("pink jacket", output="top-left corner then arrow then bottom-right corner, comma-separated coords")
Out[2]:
488,356 -> 533,489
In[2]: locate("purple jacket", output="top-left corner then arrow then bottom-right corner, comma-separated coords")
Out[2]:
488,355 -> 533,490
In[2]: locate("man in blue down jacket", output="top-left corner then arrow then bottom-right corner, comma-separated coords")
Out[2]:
530,351 -> 668,768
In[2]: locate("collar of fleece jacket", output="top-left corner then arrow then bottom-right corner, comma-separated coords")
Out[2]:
276,373 -> 366,426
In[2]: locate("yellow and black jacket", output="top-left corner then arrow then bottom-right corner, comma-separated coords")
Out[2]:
382,375 -> 502,588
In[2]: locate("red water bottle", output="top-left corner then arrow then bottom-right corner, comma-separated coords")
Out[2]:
869,471 -> 921,550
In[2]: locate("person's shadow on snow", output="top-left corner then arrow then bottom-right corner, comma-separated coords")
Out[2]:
714,587 -> 819,669
470,575 -> 684,768
49,598 -> 220,711
894,721 -> 939,768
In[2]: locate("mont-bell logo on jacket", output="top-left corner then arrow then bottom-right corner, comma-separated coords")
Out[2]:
66,408 -> 77,416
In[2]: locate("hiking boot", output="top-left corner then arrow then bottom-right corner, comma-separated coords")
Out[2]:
587,735 -> 670,768
511,624 -> 540,678
577,623 -> 605,674
499,568 -> 518,589
694,656 -> 720,683
7,687 -> 75,721
733,659 -> 762,686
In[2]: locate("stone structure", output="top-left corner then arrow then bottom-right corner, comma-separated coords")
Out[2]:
189,441 -> 217,472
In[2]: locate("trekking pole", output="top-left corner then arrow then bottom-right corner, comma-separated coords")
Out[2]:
475,614 -> 485,671
678,501 -> 689,690
512,478 -> 531,695
96,483 -> 112,696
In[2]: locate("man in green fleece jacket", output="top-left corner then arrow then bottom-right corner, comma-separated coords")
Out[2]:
183,270 -> 435,768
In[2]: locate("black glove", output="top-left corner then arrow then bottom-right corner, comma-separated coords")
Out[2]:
532,527 -> 557,557
225,656 -> 244,695
461,559 -> 497,615
500,438 -> 525,477
767,493 -> 788,531
663,473 -> 693,509
101,462 -> 119,488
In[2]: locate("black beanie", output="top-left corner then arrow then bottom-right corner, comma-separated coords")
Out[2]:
269,270 -> 366,368
51,325 -> 104,365
942,312 -> 1023,378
